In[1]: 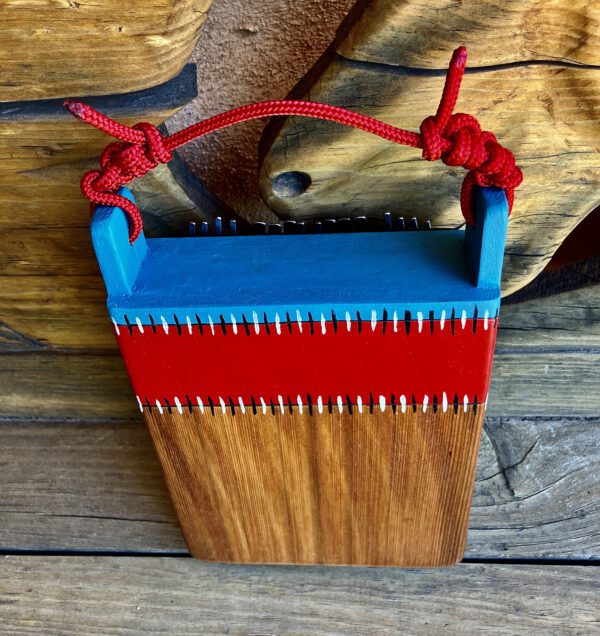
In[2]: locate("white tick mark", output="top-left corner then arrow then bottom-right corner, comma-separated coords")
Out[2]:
208,315 -> 215,335
297,395 -> 303,414
278,395 -> 285,414
346,311 -> 352,332
379,395 -> 386,412
111,318 -> 121,336
136,396 -> 143,412
253,311 -> 260,335
321,313 -> 326,335
296,309 -> 303,333
136,317 -> 144,334
196,397 -> 204,413
337,395 -> 343,413
317,396 -> 323,414
393,310 -> 398,332
238,397 -> 245,414
160,316 -> 169,334
186,315 -> 193,334
174,397 -> 183,414
422,395 -> 429,413
400,395 -> 407,414
442,392 -> 448,413
371,309 -> 377,331
219,396 -> 227,414
461,310 -> 467,329
230,314 -> 238,334
275,313 -> 281,335
417,311 -> 424,333
357,395 -> 363,414
260,397 -> 267,415
155,400 -> 163,415
463,394 -> 469,412
483,309 -> 489,331
440,310 -> 446,331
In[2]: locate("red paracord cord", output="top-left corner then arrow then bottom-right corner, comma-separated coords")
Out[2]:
65,46 -> 522,243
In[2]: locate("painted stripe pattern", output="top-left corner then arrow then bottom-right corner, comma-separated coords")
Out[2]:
116,312 -> 498,413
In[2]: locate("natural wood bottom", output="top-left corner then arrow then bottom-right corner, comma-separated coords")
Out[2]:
144,407 -> 485,566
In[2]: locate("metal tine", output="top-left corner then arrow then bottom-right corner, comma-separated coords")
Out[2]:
200,221 -> 209,236
384,212 -> 392,231
352,216 -> 368,232
423,219 -> 432,230
188,221 -> 196,236
268,223 -> 283,234
410,216 -> 419,230
314,220 -> 323,233
215,217 -> 222,236
397,216 -> 406,231
252,221 -> 267,235
323,218 -> 337,233
229,219 -> 237,235
337,217 -> 353,232
297,221 -> 306,234
283,220 -> 297,234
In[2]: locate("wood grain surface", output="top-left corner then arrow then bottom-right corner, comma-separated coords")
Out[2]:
144,407 -> 484,566
0,558 -> 597,635
1,416 -> 597,560
0,0 -> 211,101
0,68 -> 230,356
259,0 -> 600,295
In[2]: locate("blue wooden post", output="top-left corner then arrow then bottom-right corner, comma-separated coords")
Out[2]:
464,187 -> 509,290
91,187 -> 148,295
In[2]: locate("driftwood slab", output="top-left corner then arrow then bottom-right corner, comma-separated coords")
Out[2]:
259,0 -> 600,294
0,0 -> 211,101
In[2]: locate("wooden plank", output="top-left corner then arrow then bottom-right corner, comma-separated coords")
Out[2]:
259,3 -> 600,295
336,0 -> 600,67
0,1 -> 211,101
0,558 -> 597,634
0,353 -> 138,421
2,344 -> 598,421
2,275 -> 597,354
0,417 -> 597,559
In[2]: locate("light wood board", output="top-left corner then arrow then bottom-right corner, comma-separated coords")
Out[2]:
0,0 -> 211,101
1,416 -> 597,560
259,0 -> 600,295
0,558 -> 597,635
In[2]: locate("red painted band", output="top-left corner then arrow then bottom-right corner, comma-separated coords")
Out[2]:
117,319 -> 497,406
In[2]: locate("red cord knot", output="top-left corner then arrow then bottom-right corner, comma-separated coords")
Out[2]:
65,100 -> 173,242
420,112 -> 523,225
66,46 -> 522,241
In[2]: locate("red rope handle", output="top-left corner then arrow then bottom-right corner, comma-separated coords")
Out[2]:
65,46 -> 522,243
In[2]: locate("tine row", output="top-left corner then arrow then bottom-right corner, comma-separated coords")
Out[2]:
189,215 -> 433,236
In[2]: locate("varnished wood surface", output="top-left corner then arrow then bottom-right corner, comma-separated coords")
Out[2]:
0,0 -> 211,101
0,558 -> 597,635
259,1 -> 600,295
145,407 -> 484,566
1,416 -> 597,560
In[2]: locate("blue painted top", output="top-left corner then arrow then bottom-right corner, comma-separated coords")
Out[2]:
92,187 -> 508,326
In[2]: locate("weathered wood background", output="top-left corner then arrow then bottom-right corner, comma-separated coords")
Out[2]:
259,0 -> 600,295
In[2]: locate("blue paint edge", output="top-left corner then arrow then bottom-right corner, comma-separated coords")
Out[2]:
93,187 -> 507,326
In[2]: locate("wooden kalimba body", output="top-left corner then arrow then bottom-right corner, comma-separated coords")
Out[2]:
92,186 -> 508,567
